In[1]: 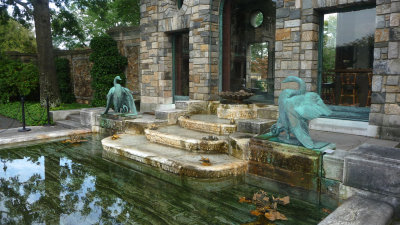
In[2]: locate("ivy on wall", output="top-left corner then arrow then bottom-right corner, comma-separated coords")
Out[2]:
89,35 -> 127,106
56,58 -> 75,104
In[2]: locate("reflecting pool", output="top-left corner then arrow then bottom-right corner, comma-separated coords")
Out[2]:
0,135 -> 328,224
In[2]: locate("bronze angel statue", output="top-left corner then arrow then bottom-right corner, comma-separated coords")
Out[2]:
104,76 -> 138,115
262,76 -> 331,149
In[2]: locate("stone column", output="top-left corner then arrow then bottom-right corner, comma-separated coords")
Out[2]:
275,0 -> 318,104
370,0 -> 400,141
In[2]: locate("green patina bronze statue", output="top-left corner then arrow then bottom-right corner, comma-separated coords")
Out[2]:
260,76 -> 331,149
104,76 -> 138,115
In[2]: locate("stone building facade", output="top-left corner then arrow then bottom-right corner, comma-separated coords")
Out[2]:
139,0 -> 400,141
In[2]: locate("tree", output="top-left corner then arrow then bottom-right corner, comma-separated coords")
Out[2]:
0,19 -> 36,53
66,0 -> 140,41
0,0 -> 61,106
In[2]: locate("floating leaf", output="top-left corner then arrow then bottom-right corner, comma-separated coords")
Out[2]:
322,208 -> 332,214
275,211 -> 288,220
265,211 -> 276,221
111,134 -> 120,140
278,196 -> 290,205
199,156 -> 210,163
201,162 -> 211,166
265,211 -> 287,221
239,197 -> 252,203
250,210 -> 263,216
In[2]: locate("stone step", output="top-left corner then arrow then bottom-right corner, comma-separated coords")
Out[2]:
55,119 -> 82,129
256,105 -> 279,120
178,114 -> 236,135
144,125 -> 228,153
102,134 -> 247,178
124,114 -> 168,135
67,114 -> 81,123
237,118 -> 276,134
155,109 -> 188,124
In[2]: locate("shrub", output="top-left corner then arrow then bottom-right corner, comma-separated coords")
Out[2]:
56,58 -> 75,103
0,54 -> 39,103
89,35 -> 127,106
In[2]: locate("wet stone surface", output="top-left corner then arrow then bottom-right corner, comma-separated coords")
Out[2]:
0,134 -> 329,224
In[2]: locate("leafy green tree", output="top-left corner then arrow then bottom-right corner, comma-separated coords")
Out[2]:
0,19 -> 36,53
68,0 -> 140,39
0,0 -> 62,106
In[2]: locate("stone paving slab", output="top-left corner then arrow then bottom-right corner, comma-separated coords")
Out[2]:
102,134 -> 247,178
0,125 -> 91,147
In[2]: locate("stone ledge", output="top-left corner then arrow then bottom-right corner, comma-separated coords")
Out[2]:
309,118 -> 379,137
101,134 -> 247,178
256,105 -> 279,120
124,115 -> 168,135
323,149 -> 348,182
50,109 -> 81,121
237,119 -> 276,134
318,196 -> 393,225
144,126 -> 228,153
155,109 -> 187,124
344,143 -> 400,197
175,100 -> 209,114
178,116 -> 236,135
0,127 -> 91,147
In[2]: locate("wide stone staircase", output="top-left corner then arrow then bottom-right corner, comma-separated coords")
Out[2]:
101,101 -> 278,179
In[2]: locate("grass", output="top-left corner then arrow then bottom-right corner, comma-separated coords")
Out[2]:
0,102 -> 90,126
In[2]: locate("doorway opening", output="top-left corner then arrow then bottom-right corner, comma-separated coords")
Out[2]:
173,32 -> 190,101
221,0 -> 276,104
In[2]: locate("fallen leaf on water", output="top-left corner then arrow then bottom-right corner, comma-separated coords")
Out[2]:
250,210 -> 263,216
265,211 -> 287,221
199,156 -> 210,163
322,208 -> 332,214
265,211 -> 276,221
278,196 -> 290,205
201,162 -> 211,166
111,134 -> 120,140
239,197 -> 252,203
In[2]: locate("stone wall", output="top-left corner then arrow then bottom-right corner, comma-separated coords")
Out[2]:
107,27 -> 141,98
274,0 -> 319,98
139,0 -> 220,111
56,50 -> 93,104
369,0 -> 400,141
275,0 -> 400,141
5,27 -> 141,105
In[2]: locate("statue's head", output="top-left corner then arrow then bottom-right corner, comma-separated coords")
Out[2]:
115,76 -> 122,81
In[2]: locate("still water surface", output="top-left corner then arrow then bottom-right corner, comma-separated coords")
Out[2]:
0,135 -> 327,224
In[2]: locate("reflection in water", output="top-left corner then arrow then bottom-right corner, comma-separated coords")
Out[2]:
0,135 -> 328,225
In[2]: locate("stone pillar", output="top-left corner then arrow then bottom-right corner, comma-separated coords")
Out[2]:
140,0 -> 219,111
370,0 -> 400,141
140,0 -> 163,111
274,0 -> 318,104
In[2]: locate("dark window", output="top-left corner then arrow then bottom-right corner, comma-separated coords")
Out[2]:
320,8 -> 375,108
